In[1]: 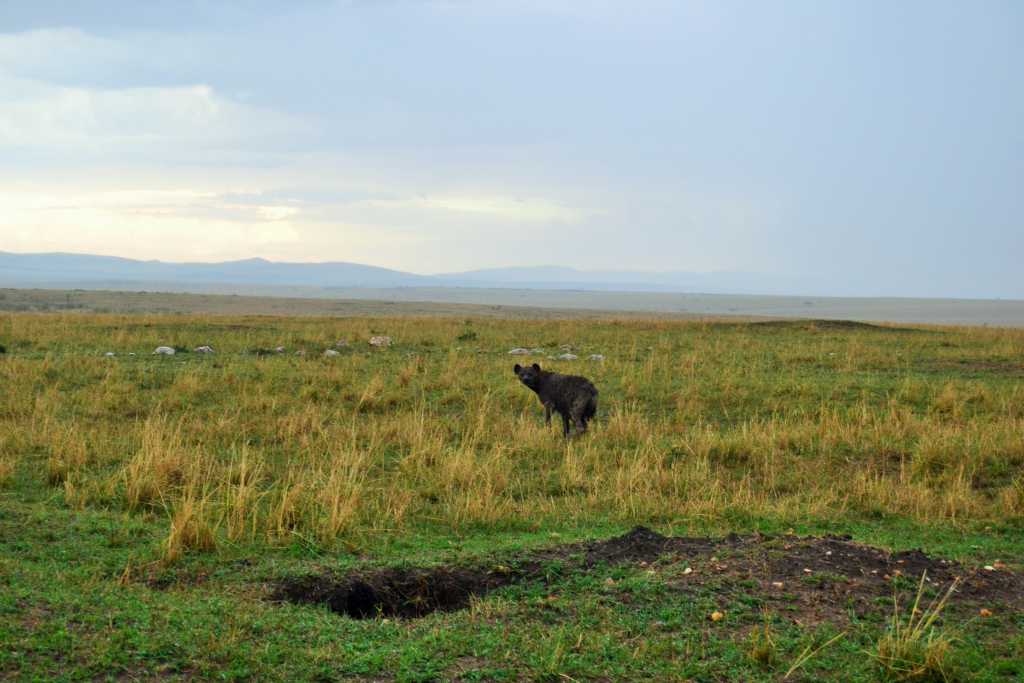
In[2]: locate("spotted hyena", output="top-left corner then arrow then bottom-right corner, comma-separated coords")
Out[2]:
514,363 -> 598,437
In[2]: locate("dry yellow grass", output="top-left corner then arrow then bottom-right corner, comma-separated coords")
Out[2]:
1,312 -> 1022,560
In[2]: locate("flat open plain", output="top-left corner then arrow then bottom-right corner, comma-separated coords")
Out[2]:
1,298 -> 1022,680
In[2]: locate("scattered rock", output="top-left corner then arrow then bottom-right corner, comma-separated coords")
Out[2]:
557,353 -> 578,361
334,340 -> 349,348
104,352 -> 116,357
153,346 -> 175,356
295,350 -> 307,356
323,349 -> 340,357
508,348 -> 531,355
193,346 -> 214,354
128,352 -> 136,356
588,354 -> 605,361
275,346 -> 286,354
369,336 -> 391,348
530,347 -> 546,354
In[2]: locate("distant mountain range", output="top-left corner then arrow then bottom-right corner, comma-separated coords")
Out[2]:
0,251 -> 809,296
0,252 -> 430,288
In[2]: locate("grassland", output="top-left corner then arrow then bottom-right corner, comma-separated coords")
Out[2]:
4,285 -> 1023,327
0,287 -> 660,320
1,311 -> 1023,681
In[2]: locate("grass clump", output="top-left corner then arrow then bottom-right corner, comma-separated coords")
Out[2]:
163,488 -> 218,563
873,573 -> 960,682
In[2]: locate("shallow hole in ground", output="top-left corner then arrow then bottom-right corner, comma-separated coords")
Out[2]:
270,526 -> 685,619
270,526 -> 1022,620
272,565 -> 515,619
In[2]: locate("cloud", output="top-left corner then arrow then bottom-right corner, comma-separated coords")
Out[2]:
0,74 -> 312,162
351,195 -> 590,224
0,187 -> 304,224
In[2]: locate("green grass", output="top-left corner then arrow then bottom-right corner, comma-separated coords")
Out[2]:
1,311 -> 1023,680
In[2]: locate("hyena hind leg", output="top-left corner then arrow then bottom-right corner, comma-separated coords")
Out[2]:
571,396 -> 594,434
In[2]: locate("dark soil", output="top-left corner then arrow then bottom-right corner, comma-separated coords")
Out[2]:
271,527 -> 1022,620
749,319 -> 919,333
935,359 -> 1024,377
665,533 -> 1022,627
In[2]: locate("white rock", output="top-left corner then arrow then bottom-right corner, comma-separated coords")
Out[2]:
128,352 -> 136,356
274,346 -> 286,353
104,352 -> 116,357
323,349 -> 340,357
193,346 -> 214,353
588,354 -> 605,361
530,348 -> 546,354
557,353 -> 578,361
369,336 -> 391,347
508,348 -> 531,355
153,346 -> 175,355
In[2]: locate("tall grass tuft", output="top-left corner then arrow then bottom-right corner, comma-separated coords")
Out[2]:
163,488 -> 218,563
873,573 -> 960,682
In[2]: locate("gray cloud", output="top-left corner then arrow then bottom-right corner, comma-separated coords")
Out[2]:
0,0 -> 1021,297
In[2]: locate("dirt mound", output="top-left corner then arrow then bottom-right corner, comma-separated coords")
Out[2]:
533,525 -> 720,566
750,319 -> 917,332
271,527 -> 1021,620
671,534 -> 1022,627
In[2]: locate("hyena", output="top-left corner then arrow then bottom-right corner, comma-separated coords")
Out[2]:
513,363 -> 598,437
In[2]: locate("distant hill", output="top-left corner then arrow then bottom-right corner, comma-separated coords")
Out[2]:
0,251 -> 796,295
0,252 -> 431,289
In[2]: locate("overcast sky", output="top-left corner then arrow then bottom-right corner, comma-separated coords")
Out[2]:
0,1 -> 1020,297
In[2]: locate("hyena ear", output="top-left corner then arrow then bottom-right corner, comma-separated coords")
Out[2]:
532,363 -> 541,371
513,364 -> 522,373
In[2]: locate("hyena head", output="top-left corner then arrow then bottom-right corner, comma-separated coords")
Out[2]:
513,363 -> 543,391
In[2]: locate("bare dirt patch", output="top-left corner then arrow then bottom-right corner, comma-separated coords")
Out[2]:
271,528 -> 1022,621
749,319 -> 920,333
665,533 -> 1022,627
934,359 -> 1024,377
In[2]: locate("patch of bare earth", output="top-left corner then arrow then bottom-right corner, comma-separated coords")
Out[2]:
936,359 -> 1024,377
662,533 -> 1021,627
271,527 -> 1022,623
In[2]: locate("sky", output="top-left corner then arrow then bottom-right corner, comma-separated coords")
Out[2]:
0,0 -> 1021,298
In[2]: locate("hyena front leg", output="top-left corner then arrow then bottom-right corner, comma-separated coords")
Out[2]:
544,402 -> 553,426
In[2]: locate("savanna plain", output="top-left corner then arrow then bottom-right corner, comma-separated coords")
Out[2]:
1,308 -> 1023,681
